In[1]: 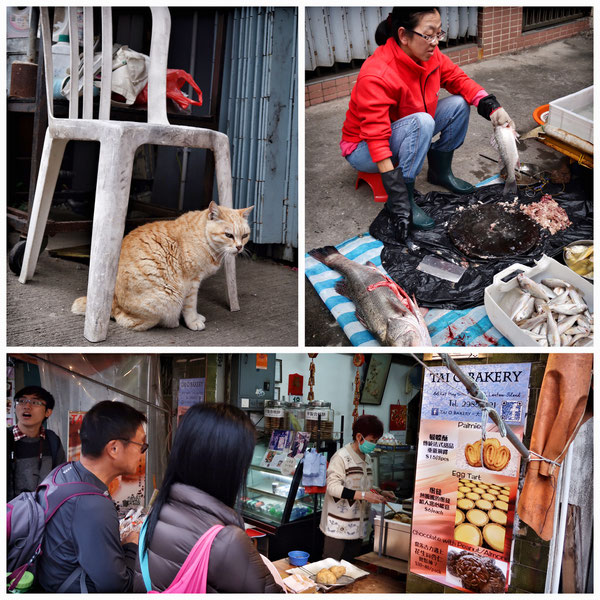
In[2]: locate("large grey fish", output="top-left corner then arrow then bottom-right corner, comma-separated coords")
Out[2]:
492,123 -> 520,196
308,246 -> 431,346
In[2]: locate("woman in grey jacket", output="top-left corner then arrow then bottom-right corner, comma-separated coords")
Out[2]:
133,404 -> 283,593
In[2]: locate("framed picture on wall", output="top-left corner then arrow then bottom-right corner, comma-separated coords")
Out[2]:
274,387 -> 280,401
360,354 -> 392,405
275,359 -> 282,383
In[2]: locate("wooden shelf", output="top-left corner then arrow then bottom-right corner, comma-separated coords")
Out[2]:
355,551 -> 409,574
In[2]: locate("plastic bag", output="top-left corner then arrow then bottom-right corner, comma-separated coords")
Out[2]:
369,167 -> 592,309
136,69 -> 202,110
61,44 -> 148,104
302,449 -> 327,488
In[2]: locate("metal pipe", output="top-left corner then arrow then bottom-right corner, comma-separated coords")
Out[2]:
378,502 -> 385,556
549,444 -> 574,592
29,354 -> 171,415
177,10 -> 199,211
27,8 -> 40,63
439,353 -> 530,460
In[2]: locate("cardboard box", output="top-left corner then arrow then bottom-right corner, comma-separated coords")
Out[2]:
484,255 -> 593,347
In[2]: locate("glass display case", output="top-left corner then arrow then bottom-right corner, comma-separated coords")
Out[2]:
372,446 -> 417,500
242,443 -> 322,527
241,442 -> 324,560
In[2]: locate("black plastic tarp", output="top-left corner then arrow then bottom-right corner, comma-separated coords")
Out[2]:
369,168 -> 592,309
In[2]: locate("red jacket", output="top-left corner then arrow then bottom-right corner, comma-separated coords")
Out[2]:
341,38 -> 484,163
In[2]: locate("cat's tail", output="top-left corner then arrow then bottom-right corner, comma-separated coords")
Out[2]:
71,296 -> 87,315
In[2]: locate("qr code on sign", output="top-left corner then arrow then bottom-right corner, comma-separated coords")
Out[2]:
501,400 -> 522,423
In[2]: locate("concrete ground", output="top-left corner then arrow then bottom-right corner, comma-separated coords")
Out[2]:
305,35 -> 593,346
7,244 -> 298,347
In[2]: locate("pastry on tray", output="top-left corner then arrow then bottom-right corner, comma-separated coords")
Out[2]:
316,568 -> 337,585
329,565 -> 346,579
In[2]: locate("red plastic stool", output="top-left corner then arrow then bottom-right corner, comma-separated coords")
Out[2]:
355,171 -> 388,202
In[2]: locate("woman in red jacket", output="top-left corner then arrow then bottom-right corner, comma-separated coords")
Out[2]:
341,7 -> 514,239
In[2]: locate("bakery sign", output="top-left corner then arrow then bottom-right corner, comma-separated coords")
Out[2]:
409,363 -> 531,593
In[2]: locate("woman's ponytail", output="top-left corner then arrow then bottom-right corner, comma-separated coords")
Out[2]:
375,7 -> 440,46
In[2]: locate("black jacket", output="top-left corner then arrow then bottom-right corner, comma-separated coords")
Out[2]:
36,462 -> 137,593
133,483 -> 283,593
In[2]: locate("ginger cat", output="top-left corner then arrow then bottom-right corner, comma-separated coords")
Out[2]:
71,201 -> 253,331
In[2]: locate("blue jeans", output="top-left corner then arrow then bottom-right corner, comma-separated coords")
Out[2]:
345,95 -> 470,179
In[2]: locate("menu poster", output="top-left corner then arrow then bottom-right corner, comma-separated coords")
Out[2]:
410,363 -> 531,593
178,378 -> 206,407
68,410 -> 146,518
177,378 -> 205,423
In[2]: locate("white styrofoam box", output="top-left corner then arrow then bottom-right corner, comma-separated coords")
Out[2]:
548,85 -> 593,143
484,255 -> 594,347
373,515 -> 411,560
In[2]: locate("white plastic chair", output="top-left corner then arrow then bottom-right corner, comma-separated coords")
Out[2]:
19,7 -> 239,342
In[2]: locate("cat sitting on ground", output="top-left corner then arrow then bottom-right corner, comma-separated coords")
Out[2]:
71,201 -> 253,332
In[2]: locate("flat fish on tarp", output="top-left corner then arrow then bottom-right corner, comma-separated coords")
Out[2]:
448,203 -> 540,259
368,171 -> 592,309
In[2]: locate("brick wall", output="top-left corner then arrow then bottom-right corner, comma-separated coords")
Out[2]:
306,11 -> 590,108
406,354 -> 551,594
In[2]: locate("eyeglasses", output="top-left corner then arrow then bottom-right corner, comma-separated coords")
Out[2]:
117,438 -> 149,454
407,29 -> 447,44
15,398 -> 47,408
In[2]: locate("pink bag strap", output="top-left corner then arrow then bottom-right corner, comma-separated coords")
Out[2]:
159,524 -> 224,594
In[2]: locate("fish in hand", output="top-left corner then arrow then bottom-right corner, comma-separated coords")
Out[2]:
491,123 -> 520,197
308,246 -> 432,346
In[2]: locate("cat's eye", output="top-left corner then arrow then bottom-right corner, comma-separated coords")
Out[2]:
225,233 -> 234,239
242,233 -> 249,239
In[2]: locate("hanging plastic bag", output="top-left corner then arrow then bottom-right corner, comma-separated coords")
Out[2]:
61,44 -> 150,105
302,448 -> 327,489
136,69 -> 203,110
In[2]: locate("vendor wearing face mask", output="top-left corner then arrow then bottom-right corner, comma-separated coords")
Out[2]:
319,415 -> 395,561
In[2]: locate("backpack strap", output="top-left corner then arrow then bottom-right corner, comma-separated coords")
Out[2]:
56,566 -> 88,593
45,430 -> 61,468
138,519 -> 153,592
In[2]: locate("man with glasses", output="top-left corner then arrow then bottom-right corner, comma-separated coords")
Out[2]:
7,386 -> 66,501
36,400 -> 147,593
342,7 -> 515,239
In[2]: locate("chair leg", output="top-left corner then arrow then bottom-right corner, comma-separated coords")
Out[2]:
83,142 -> 136,342
18,133 -> 68,283
213,134 -> 239,312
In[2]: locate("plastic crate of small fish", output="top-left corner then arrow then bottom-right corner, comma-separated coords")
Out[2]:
484,255 -> 593,347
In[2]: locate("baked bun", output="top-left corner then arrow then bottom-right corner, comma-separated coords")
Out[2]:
316,568 -> 337,585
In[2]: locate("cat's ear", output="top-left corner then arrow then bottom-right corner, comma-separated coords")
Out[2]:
208,201 -> 221,221
241,205 -> 254,220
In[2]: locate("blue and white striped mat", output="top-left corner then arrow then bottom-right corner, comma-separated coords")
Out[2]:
305,233 -> 511,347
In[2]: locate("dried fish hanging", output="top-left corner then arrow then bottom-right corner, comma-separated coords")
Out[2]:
307,353 -> 318,402
352,354 -> 365,423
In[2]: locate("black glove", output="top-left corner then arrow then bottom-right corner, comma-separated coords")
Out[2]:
381,168 -> 411,241
477,94 -> 502,120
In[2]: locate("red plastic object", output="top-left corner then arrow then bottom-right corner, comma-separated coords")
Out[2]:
245,528 -> 266,538
355,171 -> 388,202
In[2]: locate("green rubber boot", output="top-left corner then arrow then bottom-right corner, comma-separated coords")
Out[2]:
427,148 -> 475,194
406,180 -> 435,230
